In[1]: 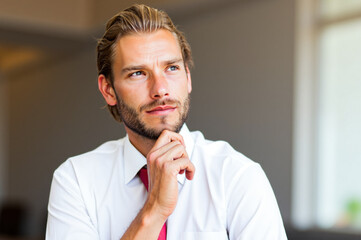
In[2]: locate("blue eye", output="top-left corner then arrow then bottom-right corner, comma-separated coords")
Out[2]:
168,65 -> 179,71
131,71 -> 143,76
127,70 -> 147,81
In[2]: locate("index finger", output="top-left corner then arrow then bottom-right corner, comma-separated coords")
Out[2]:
152,130 -> 185,151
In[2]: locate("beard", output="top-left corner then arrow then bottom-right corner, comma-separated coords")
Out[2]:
115,94 -> 190,140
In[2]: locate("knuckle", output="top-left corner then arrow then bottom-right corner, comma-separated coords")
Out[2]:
161,129 -> 170,136
176,144 -> 187,155
147,151 -> 156,162
155,157 -> 163,166
163,161 -> 171,170
176,142 -> 184,149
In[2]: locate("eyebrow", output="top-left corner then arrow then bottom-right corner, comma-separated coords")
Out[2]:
121,58 -> 183,75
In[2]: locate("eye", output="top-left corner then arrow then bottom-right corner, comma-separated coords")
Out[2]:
167,65 -> 179,71
130,71 -> 144,77
127,70 -> 147,81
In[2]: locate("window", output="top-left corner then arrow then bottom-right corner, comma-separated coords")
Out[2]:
293,0 -> 361,232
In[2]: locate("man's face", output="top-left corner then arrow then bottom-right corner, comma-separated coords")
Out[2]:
111,29 -> 192,139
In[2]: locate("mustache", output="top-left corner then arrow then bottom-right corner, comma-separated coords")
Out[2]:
139,99 -> 181,112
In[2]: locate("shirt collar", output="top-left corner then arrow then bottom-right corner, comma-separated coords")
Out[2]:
123,124 -> 195,185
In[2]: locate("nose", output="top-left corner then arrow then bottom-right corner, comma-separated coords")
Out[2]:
150,72 -> 169,99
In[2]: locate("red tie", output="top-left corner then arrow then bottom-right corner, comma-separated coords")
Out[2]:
139,168 -> 167,240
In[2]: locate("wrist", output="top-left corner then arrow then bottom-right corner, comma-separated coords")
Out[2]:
141,200 -> 168,229
120,200 -> 167,240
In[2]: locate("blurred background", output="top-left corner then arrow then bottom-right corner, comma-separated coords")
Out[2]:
0,0 -> 360,239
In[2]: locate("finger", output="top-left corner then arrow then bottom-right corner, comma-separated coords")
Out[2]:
150,140 -> 182,159
158,143 -> 188,162
169,157 -> 195,180
147,141 -> 184,165
152,130 -> 185,151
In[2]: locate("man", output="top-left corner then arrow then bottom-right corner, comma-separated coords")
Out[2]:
46,4 -> 287,240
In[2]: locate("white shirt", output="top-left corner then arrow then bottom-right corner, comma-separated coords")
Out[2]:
46,125 -> 287,240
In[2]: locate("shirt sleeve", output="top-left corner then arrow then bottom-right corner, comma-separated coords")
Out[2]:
226,163 -> 287,240
46,160 -> 100,240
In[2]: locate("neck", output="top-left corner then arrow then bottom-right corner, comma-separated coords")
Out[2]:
124,126 -> 156,157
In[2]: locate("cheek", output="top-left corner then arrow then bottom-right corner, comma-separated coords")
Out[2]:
168,76 -> 189,96
115,85 -> 143,107
176,83 -> 190,99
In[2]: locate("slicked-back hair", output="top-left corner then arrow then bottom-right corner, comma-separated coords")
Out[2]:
96,4 -> 193,122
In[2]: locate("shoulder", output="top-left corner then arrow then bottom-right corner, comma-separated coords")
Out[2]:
190,130 -> 257,170
54,138 -> 125,179
189,130 -> 269,194
71,138 -> 124,162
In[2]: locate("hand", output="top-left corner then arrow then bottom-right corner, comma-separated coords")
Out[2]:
145,130 -> 195,220
119,130 -> 195,240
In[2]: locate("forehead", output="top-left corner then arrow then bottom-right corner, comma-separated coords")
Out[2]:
113,29 -> 183,67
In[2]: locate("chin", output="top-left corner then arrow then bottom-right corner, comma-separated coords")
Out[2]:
152,124 -> 175,132
151,123 -> 181,133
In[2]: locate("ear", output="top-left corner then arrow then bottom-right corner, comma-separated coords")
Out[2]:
186,66 -> 192,94
98,74 -> 117,106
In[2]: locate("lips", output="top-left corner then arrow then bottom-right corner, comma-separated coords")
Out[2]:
146,105 -> 176,114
